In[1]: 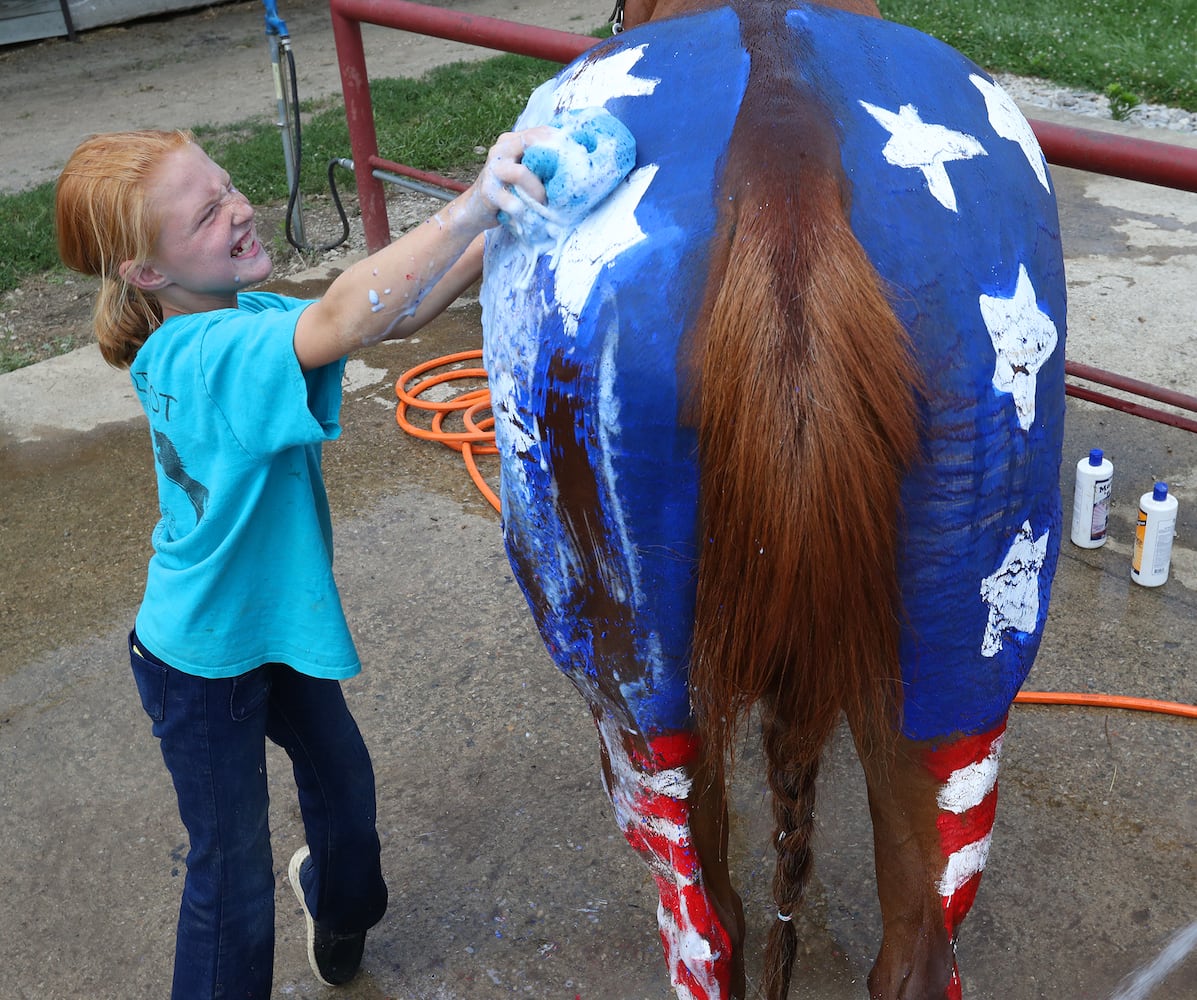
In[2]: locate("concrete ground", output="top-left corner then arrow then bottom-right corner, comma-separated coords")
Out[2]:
1,3 -> 1194,1000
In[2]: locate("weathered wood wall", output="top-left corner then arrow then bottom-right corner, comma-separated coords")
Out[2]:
1,0 -> 233,47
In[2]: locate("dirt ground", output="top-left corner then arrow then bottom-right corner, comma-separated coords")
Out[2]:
0,0 -> 601,369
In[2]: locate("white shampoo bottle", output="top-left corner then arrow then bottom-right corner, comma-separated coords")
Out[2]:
1131,482 -> 1179,587
1070,448 -> 1114,548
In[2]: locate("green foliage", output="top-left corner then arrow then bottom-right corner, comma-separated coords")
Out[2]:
195,52 -> 561,202
879,0 -> 1196,112
370,54 -> 561,172
0,184 -> 59,291
0,333 -> 79,375
1105,82 -> 1141,121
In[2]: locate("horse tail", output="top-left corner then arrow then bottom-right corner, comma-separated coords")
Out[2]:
684,49 -> 922,999
755,698 -> 822,999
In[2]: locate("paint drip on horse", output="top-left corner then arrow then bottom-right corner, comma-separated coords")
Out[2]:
481,1 -> 1066,998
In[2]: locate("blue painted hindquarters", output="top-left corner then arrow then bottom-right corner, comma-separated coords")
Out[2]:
481,4 -> 1066,744
787,7 -> 1066,740
483,8 -> 749,737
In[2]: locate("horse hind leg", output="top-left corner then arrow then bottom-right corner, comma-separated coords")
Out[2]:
854,717 -> 1008,1000
593,712 -> 747,1000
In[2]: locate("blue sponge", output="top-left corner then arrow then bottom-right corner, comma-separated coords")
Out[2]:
522,107 -> 637,223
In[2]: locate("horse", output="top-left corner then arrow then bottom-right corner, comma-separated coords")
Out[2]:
479,1 -> 1066,997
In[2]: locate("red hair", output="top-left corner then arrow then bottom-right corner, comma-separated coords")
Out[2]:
55,130 -> 194,368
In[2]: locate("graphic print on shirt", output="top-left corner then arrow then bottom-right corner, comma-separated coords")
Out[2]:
153,429 -> 209,527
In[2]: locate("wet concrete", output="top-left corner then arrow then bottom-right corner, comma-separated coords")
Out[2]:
2,85 -> 1196,1000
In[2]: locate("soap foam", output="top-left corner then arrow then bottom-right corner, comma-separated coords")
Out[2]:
500,107 -> 637,285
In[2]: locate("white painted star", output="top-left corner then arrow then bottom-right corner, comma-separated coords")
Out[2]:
980,263 -> 1059,431
859,100 -> 987,212
505,44 -> 660,339
979,520 -> 1049,657
560,43 -> 659,107
970,74 -> 1051,191
515,44 -> 659,129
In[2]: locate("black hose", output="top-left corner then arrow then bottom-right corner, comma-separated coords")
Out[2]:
281,43 -> 351,252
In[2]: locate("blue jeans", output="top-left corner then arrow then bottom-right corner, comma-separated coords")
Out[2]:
129,631 -> 388,999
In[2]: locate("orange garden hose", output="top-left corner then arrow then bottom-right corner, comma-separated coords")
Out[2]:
1012,691 -> 1197,718
396,350 -> 1195,723
395,349 -> 501,512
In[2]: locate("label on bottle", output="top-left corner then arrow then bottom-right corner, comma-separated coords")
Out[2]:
1132,509 -> 1148,573
1089,475 -> 1112,541
1132,508 -> 1177,582
1150,515 -> 1176,575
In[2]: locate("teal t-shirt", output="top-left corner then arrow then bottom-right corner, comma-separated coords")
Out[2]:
130,292 -> 359,679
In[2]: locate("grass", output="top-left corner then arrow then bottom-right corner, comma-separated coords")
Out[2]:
2,1 -> 1194,371
0,184 -> 58,294
879,0 -> 1196,111
195,52 -> 563,207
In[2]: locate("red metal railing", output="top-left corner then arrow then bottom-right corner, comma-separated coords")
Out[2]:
328,0 -> 1197,431
330,0 -> 592,251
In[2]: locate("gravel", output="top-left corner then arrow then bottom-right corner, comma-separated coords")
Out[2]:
993,72 -> 1197,134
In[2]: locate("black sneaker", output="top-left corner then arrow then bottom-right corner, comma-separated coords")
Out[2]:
288,846 -> 367,987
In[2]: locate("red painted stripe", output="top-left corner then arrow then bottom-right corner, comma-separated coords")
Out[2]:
942,869 -> 983,933
936,788 -> 999,855
633,730 -> 702,770
923,719 -> 1006,781
624,824 -> 701,880
633,785 -> 690,826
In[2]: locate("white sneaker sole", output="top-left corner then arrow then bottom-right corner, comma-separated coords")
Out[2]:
288,845 -> 333,987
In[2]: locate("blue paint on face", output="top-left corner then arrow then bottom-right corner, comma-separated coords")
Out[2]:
482,4 -> 1065,743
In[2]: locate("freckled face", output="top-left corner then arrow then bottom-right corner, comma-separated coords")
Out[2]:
147,142 -> 272,309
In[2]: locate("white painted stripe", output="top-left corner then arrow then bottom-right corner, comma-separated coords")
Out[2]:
937,735 -> 1004,814
938,834 -> 992,897
1108,919 -> 1197,1000
658,891 -> 723,1000
598,716 -> 694,864
637,814 -> 692,850
643,766 -> 692,799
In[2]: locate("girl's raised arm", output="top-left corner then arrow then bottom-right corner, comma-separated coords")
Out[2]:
293,128 -> 550,371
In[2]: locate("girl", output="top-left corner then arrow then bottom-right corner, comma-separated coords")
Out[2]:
55,126 -> 548,998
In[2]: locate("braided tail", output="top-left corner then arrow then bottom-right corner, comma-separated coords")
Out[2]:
759,702 -> 822,1000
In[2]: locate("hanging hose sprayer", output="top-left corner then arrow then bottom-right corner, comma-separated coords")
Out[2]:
261,1 -> 467,253
262,0 -> 352,252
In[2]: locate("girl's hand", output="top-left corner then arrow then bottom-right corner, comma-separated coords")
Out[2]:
457,127 -> 555,231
